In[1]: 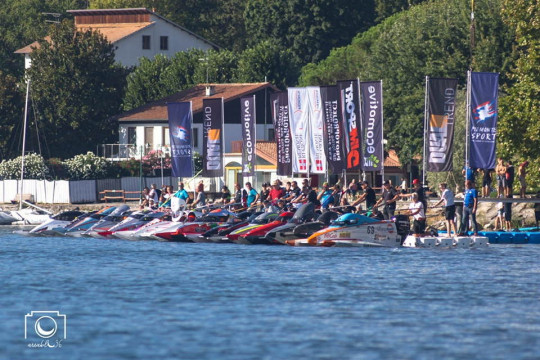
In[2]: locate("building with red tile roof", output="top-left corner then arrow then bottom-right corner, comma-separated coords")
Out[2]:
15,8 -> 218,69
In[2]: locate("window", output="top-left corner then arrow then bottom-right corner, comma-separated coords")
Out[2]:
268,128 -> 275,141
127,127 -> 136,144
142,35 -> 150,50
163,127 -> 170,146
193,128 -> 199,148
160,36 -> 168,50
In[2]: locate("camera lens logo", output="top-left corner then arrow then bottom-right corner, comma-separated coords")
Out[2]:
25,311 -> 67,341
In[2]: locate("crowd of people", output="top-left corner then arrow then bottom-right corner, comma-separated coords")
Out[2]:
137,163 -> 538,237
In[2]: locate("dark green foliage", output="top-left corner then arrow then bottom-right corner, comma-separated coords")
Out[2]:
26,20 -> 127,159
299,0 -> 513,167
244,0 -> 376,65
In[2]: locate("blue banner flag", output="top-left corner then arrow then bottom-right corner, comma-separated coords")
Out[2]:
167,102 -> 193,177
469,72 -> 499,169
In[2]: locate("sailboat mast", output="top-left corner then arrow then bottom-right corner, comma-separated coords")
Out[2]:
19,78 -> 30,210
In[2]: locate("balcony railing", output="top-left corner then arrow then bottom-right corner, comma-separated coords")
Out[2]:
96,144 -> 170,160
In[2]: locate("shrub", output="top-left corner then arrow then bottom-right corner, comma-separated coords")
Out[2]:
64,152 -> 112,180
0,153 -> 49,179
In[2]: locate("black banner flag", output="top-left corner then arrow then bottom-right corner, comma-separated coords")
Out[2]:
202,98 -> 224,177
426,78 -> 458,172
241,95 -> 256,176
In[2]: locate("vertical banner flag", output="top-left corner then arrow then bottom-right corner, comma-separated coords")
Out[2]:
241,95 -> 256,176
426,78 -> 458,172
360,81 -> 384,172
337,80 -> 362,171
167,102 -> 194,177
270,92 -> 292,176
320,86 -> 345,173
469,72 -> 499,169
202,98 -> 224,177
288,87 -> 310,173
306,86 -> 326,174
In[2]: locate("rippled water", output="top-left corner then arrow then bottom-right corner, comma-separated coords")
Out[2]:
1,227 -> 539,360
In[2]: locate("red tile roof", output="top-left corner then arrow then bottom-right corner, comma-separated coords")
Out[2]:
15,23 -> 153,54
384,149 -> 402,168
118,83 -> 278,122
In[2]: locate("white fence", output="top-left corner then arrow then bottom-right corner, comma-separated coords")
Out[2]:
0,176 -> 222,204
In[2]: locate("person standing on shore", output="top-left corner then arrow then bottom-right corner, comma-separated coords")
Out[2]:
433,183 -> 456,236
192,182 -> 206,208
496,158 -> 507,197
459,180 -> 478,236
408,193 -> 426,237
374,181 -> 399,220
481,168 -> 493,197
518,161 -> 529,198
149,184 -> 160,208
352,181 -> 377,212
245,182 -> 259,208
505,160 -> 515,197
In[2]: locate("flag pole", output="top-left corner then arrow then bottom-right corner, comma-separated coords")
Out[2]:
465,71 -> 471,169
422,76 -> 429,185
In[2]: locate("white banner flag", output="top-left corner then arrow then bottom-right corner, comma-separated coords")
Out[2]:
306,86 -> 327,174
288,87 -> 309,173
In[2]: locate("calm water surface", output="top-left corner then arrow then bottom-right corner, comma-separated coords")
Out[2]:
1,227 -> 539,360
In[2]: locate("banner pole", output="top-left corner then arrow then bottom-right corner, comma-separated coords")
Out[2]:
422,76 -> 429,185
465,70 -> 471,169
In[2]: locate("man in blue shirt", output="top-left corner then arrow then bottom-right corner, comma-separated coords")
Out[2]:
245,182 -> 259,208
174,182 -> 189,201
459,180 -> 479,236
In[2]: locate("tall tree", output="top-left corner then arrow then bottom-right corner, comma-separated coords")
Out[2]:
26,20 -> 127,159
299,0 -> 512,167
0,0 -> 88,78
498,0 -> 540,188
235,40 -> 298,89
0,70 -> 24,159
244,0 -> 376,65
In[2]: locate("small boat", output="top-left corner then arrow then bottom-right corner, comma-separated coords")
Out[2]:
237,212 -> 295,245
286,213 -> 405,247
25,210 -> 86,236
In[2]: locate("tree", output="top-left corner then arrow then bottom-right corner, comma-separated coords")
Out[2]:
0,70 -> 24,159
26,20 -> 127,159
374,0 -> 427,22
498,0 -> 540,189
244,0 -> 376,66
235,40 -> 299,89
123,54 -> 172,111
0,0 -> 88,78
299,0 -> 513,167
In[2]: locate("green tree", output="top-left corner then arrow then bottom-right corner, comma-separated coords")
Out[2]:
0,70 -> 24,159
234,40 -> 299,89
374,0 -> 427,22
0,0 -> 88,78
299,0 -> 512,168
123,54 -> 172,111
498,0 -> 540,190
26,20 -> 127,159
244,0 -> 376,65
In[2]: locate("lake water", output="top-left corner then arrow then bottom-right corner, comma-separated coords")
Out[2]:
1,227 -> 539,360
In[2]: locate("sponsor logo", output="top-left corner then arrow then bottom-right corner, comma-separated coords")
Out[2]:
344,83 -> 360,168
472,101 -> 497,125
172,126 -> 189,142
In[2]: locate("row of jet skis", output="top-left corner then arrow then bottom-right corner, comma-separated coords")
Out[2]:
20,199 -> 489,248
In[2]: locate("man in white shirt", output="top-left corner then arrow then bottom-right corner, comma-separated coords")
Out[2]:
408,192 -> 426,237
433,182 -> 456,236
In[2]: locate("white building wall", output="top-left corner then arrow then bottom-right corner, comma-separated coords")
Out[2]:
114,19 -> 215,67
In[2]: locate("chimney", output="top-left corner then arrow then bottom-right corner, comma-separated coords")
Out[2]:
205,85 -> 215,96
